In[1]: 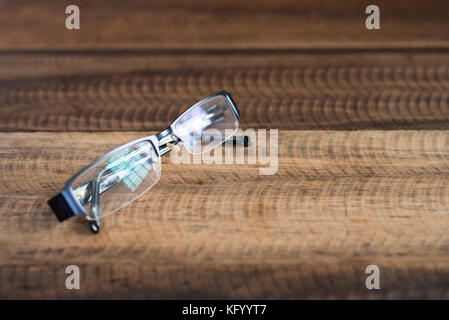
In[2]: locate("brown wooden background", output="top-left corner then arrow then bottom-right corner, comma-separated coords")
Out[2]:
0,0 -> 448,299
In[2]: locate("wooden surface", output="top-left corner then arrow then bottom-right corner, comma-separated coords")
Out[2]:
0,0 -> 448,50
1,51 -> 449,131
0,0 -> 448,299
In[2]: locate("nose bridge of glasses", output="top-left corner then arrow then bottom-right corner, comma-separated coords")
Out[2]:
156,127 -> 181,156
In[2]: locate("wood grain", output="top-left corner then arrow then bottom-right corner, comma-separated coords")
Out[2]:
1,51 -> 448,131
0,0 -> 448,50
1,0 -> 448,301
0,131 -> 448,299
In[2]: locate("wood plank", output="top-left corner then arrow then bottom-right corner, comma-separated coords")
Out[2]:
1,130 -> 448,298
1,51 -> 448,131
0,0 -> 448,50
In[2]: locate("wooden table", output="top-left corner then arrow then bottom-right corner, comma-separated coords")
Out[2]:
0,0 -> 448,299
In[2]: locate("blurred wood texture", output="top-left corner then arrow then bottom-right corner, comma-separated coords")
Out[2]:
0,0 -> 448,50
1,51 -> 448,131
0,0 -> 448,299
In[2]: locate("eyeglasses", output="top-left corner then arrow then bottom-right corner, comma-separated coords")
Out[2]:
48,91 -> 249,233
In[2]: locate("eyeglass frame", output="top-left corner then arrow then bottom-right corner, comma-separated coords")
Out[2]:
48,91 -> 242,233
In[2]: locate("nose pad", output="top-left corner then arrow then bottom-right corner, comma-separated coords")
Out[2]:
89,220 -> 100,233
167,142 -> 182,151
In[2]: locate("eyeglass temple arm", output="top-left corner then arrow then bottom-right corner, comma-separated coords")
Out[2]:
157,127 -> 252,155
89,167 -> 104,233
